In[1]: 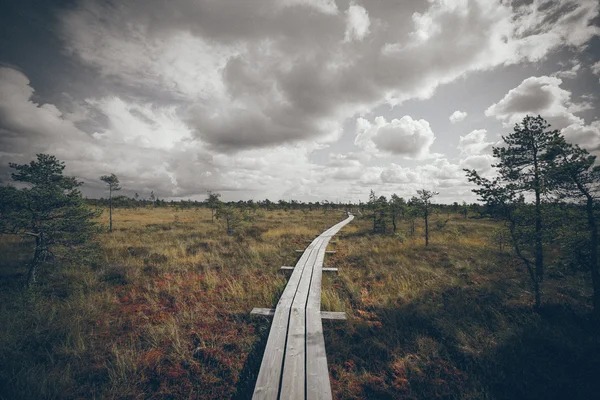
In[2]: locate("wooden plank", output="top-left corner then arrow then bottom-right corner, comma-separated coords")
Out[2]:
306,251 -> 330,397
253,306 -> 291,399
280,222 -> 341,398
306,215 -> 354,400
320,311 -> 347,321
253,241 -> 319,399
253,215 -> 354,400
305,243 -> 332,399
281,265 -> 337,274
280,237 -> 325,399
306,309 -> 332,400
251,309 -> 346,321
251,308 -> 276,317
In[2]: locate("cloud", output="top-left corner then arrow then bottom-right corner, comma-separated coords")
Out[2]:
280,0 -> 339,14
326,152 -> 369,168
378,158 -> 473,199
562,121 -> 600,152
90,97 -> 192,149
0,66 -> 395,202
458,129 -> 492,156
454,128 -> 497,175
380,163 -> 418,184
3,0 -> 600,204
56,0 -> 600,152
355,115 -> 435,158
344,3 -> 371,42
592,61 -> 600,82
0,67 -> 220,197
485,75 -> 589,129
449,110 -> 467,123
0,67 -> 93,155
486,74 -> 600,155
459,154 -> 495,174
553,61 -> 581,79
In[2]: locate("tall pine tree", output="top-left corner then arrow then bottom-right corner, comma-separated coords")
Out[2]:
1,154 -> 100,285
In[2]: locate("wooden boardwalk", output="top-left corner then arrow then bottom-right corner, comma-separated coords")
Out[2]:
251,214 -> 354,400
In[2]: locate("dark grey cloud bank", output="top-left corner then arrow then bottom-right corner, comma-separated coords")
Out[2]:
0,0 -> 599,202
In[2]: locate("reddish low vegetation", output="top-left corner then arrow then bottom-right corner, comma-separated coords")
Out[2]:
1,208 -> 599,399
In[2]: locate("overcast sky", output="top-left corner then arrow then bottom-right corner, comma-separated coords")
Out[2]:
1,0 -> 599,203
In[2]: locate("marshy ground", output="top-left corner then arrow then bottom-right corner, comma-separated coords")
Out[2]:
1,208 -> 599,399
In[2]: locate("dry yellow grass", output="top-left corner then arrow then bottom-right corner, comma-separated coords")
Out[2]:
262,225 -> 316,239
322,215 -> 599,399
0,207 -> 344,399
1,208 -> 598,399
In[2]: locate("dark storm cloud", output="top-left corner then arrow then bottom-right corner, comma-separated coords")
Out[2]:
56,0 -> 599,152
0,0 -> 599,202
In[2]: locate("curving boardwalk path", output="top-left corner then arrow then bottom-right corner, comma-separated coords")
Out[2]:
252,214 -> 354,400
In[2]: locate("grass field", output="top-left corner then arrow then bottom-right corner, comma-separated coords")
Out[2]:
1,208 -> 599,399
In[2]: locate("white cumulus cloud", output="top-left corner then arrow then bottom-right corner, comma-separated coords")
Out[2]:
486,75 -> 600,155
458,129 -> 492,156
355,115 -> 435,159
485,75 -> 589,129
592,61 -> 600,82
344,3 -> 371,42
449,110 -> 467,123
562,121 -> 600,153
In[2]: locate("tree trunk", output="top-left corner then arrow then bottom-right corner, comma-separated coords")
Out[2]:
27,234 -> 44,287
373,213 -> 376,233
109,187 -> 113,233
586,196 -> 600,316
392,214 -> 397,232
533,273 -> 541,309
26,263 -> 36,286
425,206 -> 429,246
211,208 -> 214,223
533,154 -> 544,282
27,242 -> 40,286
534,188 -> 543,282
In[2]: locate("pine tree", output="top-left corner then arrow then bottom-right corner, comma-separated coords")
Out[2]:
100,173 -> 121,232
465,115 -> 561,308
1,154 -> 100,285
206,191 -> 222,223
493,115 -> 561,282
547,137 -> 600,315
389,194 -> 406,233
414,189 -> 438,246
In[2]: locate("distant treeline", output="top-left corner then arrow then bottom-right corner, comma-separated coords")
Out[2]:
84,194 -> 485,214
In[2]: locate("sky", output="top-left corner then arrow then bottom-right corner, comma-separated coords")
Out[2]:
0,0 -> 599,204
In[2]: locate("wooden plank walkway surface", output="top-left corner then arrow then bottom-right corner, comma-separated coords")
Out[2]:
252,214 -> 354,400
